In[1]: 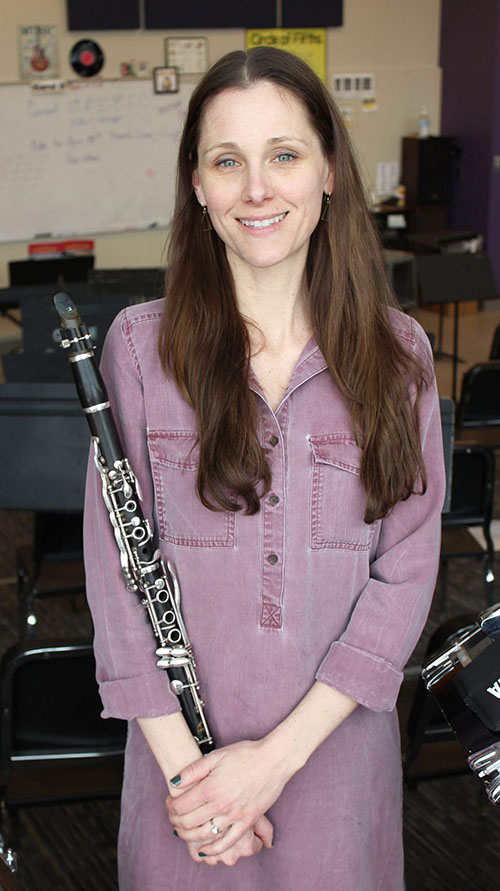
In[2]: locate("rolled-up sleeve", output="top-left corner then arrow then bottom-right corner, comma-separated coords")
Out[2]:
83,309 -> 182,721
315,325 -> 446,711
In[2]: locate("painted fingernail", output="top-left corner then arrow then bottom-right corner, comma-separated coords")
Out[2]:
170,775 -> 181,787
173,830 -> 179,838
198,852 -> 206,858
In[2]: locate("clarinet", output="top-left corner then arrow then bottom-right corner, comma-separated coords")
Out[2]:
53,292 -> 215,755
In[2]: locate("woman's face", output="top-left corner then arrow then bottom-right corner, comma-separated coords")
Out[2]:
192,81 -> 334,277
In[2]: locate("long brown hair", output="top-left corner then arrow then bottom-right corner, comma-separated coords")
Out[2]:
159,47 -> 429,523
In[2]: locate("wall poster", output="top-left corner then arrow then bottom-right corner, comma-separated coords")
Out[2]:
18,25 -> 59,79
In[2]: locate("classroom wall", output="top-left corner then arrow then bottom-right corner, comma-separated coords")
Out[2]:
0,0 -> 442,285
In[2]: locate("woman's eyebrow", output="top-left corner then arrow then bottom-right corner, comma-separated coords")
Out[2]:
267,136 -> 309,146
203,135 -> 309,156
202,141 -> 238,156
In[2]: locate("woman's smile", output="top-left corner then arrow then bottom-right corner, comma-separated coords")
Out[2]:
237,212 -> 288,230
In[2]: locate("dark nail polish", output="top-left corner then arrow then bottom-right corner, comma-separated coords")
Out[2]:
173,830 -> 178,838
170,774 -> 181,787
198,852 -> 206,858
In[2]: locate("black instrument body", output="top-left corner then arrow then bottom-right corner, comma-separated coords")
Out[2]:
53,292 -> 214,754
422,604 -> 500,803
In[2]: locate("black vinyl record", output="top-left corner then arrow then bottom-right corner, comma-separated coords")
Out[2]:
70,39 -> 104,77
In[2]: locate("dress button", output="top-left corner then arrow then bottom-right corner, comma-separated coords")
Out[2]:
269,495 -> 280,506
267,553 -> 279,564
268,435 -> 279,447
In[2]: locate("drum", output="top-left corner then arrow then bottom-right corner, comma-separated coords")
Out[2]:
422,603 -> 500,804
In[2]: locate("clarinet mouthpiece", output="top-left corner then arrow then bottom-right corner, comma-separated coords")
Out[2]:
53,291 -> 82,327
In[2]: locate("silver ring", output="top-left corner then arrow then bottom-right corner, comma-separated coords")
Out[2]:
210,819 -> 220,836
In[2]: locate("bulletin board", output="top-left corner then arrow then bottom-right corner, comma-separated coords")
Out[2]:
0,79 -> 193,243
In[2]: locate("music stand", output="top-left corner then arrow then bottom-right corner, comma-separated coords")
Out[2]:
416,253 -> 498,401
87,266 -> 165,303
0,382 -> 88,511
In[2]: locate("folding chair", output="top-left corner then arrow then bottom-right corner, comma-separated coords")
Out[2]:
455,362 -> 500,450
0,638 -> 125,846
439,444 -> 496,613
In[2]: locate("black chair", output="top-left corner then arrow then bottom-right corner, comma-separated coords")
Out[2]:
0,639 -> 125,842
0,382 -> 89,635
455,362 -> 500,449
439,444 -> 496,614
490,324 -> 500,360
403,614 -> 475,786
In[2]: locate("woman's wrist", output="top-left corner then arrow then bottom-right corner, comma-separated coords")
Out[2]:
261,718 -> 311,781
137,712 -> 202,784
262,681 -> 358,779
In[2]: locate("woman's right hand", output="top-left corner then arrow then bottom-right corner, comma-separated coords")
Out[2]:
185,814 -> 273,867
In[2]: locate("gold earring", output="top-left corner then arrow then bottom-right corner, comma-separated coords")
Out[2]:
321,193 -> 331,221
201,205 -> 212,231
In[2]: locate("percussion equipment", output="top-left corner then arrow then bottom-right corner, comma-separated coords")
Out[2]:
422,603 -> 500,803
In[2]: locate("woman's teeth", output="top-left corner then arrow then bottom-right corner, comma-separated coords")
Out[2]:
239,213 -> 286,229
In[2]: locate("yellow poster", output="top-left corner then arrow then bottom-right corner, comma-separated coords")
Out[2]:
246,29 -> 326,82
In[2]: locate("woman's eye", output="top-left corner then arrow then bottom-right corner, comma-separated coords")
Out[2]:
275,152 -> 296,163
216,158 -> 238,168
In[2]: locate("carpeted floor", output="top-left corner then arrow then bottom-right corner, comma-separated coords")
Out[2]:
1,495 -> 500,891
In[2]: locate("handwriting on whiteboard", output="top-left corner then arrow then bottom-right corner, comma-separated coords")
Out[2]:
0,80 -> 193,242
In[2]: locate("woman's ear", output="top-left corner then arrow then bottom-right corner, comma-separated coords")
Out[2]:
192,168 -> 206,207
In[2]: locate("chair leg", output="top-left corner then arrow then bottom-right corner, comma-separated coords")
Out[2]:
16,559 -> 37,639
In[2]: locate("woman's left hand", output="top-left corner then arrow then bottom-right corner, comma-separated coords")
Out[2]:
166,738 -> 293,856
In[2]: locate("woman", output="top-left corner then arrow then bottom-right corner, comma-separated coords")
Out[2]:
84,47 -> 445,890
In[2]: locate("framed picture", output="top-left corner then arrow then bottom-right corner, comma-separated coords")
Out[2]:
165,37 -> 208,75
18,25 -> 59,79
152,66 -> 179,94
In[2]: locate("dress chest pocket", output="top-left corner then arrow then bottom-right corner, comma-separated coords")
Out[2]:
147,430 -> 235,548
308,434 -> 375,551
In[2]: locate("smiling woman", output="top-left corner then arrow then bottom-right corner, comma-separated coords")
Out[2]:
84,46 -> 446,891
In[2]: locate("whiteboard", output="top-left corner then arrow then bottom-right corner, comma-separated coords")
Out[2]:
0,80 -> 194,242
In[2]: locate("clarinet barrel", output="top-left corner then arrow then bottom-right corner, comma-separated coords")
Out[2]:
53,292 -> 214,754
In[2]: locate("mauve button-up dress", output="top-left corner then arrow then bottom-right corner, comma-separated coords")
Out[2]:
84,299 -> 445,891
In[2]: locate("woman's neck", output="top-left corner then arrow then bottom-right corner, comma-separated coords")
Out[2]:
229,256 -> 312,354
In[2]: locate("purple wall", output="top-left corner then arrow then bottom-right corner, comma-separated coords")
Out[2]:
440,0 -> 500,288
487,5 -> 500,288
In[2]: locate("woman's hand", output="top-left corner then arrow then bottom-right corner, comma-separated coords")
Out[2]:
166,738 -> 292,856
183,814 -> 273,866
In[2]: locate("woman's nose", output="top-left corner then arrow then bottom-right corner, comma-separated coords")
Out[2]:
241,164 -> 274,204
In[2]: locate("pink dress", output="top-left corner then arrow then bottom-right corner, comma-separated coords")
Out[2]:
84,299 -> 445,890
